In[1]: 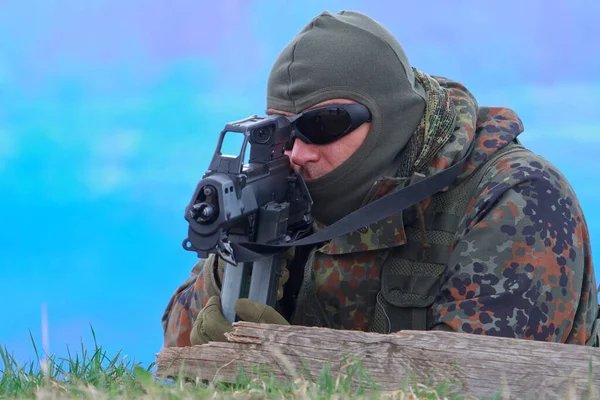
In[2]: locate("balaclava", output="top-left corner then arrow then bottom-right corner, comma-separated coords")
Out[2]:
267,11 -> 427,226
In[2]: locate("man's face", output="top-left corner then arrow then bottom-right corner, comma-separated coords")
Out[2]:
267,99 -> 371,182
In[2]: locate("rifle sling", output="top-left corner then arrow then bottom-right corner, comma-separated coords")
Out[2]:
230,139 -> 476,262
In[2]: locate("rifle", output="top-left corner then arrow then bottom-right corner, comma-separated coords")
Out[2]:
182,114 -> 313,322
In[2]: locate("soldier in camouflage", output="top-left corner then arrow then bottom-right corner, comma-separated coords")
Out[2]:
162,11 -> 600,347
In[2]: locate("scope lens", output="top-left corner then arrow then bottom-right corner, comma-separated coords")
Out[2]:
252,127 -> 272,144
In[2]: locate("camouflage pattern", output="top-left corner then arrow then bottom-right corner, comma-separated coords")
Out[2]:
162,260 -> 210,347
162,75 -> 598,347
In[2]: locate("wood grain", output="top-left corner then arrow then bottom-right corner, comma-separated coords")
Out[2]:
156,322 -> 600,399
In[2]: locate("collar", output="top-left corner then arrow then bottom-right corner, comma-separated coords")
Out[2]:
315,175 -> 415,255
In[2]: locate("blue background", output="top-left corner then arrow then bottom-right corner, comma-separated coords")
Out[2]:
1,0 -> 599,368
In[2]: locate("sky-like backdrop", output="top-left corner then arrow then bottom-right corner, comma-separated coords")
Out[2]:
1,0 -> 599,368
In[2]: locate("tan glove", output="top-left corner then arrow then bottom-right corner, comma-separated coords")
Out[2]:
190,296 -> 289,345
192,248 -> 295,345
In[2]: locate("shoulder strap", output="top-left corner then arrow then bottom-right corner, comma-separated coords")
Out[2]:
230,139 -> 478,262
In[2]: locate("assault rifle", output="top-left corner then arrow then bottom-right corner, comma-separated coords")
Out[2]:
182,114 -> 313,322
182,110 -> 480,323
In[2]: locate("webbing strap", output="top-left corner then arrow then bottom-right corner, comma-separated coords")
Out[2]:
384,304 -> 429,332
399,242 -> 453,265
430,212 -> 461,232
229,139 -> 477,262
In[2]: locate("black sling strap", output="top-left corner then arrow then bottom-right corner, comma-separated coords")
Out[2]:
230,139 -> 477,262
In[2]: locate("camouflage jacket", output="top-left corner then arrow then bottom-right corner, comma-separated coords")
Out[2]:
162,78 -> 599,347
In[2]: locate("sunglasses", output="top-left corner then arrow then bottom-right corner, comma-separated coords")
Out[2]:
284,103 -> 372,150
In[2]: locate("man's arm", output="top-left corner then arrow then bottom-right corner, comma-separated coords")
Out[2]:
162,255 -> 218,347
430,151 -> 598,344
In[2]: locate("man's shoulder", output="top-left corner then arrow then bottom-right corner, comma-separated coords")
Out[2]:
461,142 -> 586,233
476,142 -> 574,197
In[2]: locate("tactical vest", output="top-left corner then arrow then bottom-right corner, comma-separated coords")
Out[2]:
291,141 -> 600,346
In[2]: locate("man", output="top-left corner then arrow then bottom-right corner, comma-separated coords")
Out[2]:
162,11 -> 599,347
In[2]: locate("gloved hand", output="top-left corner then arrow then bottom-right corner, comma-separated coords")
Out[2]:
190,295 -> 289,345
192,248 -> 295,345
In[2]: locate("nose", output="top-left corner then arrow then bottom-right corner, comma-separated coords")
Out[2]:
285,138 -> 320,168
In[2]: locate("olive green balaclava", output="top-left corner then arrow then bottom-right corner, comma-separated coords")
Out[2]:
267,10 -> 427,225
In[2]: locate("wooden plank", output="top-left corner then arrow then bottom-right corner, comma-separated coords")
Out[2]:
156,322 -> 600,399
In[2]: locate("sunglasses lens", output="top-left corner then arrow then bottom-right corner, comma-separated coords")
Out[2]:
284,136 -> 295,150
295,108 -> 352,145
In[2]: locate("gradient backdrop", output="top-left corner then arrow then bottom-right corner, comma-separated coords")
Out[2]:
1,0 -> 599,369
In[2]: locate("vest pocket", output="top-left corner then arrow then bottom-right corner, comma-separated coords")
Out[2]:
370,258 -> 446,333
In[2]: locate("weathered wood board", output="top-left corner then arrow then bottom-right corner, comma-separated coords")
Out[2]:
156,322 -> 599,399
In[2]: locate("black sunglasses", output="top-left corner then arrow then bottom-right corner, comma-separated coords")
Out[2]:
284,103 -> 371,149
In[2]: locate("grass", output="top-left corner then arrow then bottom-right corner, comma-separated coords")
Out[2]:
0,328 -> 479,399
1,328 -> 595,399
